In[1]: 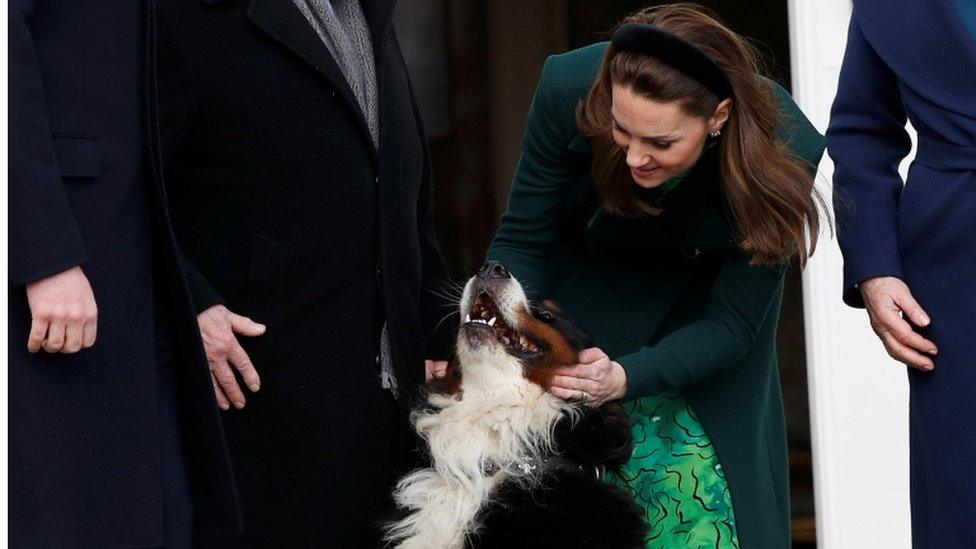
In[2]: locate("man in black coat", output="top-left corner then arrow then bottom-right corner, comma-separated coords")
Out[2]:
9,0 -> 241,546
156,0 -> 454,545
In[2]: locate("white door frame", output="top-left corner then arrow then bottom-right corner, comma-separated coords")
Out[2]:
788,2 -> 914,547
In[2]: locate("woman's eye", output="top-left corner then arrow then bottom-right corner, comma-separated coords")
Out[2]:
653,141 -> 672,150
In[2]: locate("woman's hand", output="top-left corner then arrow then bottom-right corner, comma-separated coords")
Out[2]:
550,347 -> 627,407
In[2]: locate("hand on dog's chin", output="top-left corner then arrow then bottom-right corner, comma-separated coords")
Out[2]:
549,348 -> 628,406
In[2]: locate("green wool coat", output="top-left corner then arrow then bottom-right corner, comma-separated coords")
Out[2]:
486,43 -> 826,548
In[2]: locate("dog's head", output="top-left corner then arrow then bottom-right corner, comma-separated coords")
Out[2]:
432,261 -> 592,395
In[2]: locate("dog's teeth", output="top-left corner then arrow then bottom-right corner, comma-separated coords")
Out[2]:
519,335 -> 527,347
465,314 -> 471,322
488,317 -> 496,326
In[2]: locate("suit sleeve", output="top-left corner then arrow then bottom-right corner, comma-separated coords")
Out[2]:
617,253 -> 788,399
485,55 -> 577,299
156,2 -> 223,314
826,16 -> 912,308
9,0 -> 89,286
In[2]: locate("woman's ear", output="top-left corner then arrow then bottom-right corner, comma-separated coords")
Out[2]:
710,98 -> 733,131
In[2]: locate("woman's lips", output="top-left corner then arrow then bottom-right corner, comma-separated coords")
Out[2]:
631,166 -> 659,178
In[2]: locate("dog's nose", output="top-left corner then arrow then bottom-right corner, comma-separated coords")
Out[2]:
477,261 -> 510,280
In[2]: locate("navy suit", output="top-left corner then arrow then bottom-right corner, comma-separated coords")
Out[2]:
828,1 -> 976,546
9,0 -> 240,546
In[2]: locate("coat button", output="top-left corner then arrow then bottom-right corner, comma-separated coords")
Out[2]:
681,247 -> 701,259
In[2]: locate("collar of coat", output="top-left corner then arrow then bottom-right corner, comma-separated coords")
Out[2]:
200,0 -> 396,160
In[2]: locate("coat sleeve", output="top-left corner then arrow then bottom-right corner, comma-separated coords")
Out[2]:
415,149 -> 455,360
156,2 -> 223,314
826,16 -> 912,308
617,253 -> 788,399
398,34 -> 455,361
9,0 -> 89,286
485,55 -> 578,300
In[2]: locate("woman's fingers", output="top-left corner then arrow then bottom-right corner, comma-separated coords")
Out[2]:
210,360 -> 246,409
551,374 -> 599,395
550,385 -> 602,407
211,372 -> 231,411
578,347 -> 607,364
552,361 -> 606,380
229,344 -> 261,393
43,321 -> 66,353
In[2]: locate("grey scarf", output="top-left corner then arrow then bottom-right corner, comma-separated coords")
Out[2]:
293,0 -> 379,147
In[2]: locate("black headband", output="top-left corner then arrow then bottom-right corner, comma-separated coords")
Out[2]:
611,23 -> 733,100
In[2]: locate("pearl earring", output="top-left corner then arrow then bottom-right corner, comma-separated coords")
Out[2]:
708,129 -> 722,139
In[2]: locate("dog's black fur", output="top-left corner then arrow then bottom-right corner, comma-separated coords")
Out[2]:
471,405 -> 647,548
465,296 -> 647,548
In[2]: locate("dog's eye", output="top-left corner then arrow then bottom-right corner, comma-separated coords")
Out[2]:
537,310 -> 555,323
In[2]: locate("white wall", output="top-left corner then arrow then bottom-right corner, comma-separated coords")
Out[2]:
788,2 -> 914,547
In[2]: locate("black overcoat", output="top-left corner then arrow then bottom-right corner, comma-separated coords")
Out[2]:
8,0 -> 240,546
155,0 -> 452,545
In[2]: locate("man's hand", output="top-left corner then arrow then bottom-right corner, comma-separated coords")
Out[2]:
859,276 -> 938,371
25,266 -> 98,354
550,347 -> 628,407
198,304 -> 265,410
425,359 -> 449,382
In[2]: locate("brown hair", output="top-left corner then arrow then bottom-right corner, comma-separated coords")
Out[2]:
576,3 -> 826,266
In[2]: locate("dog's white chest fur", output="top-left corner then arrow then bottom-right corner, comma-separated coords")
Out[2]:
386,359 -> 573,549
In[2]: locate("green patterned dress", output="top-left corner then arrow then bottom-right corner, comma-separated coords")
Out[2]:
609,392 -> 739,548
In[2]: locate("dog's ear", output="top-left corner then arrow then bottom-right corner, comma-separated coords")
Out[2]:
554,401 -> 633,469
426,355 -> 462,396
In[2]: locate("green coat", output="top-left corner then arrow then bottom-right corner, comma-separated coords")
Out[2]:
486,43 -> 825,548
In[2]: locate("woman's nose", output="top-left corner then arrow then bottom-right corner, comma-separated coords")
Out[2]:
625,145 -> 651,168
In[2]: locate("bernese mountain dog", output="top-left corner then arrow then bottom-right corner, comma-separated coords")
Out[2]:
385,261 -> 648,548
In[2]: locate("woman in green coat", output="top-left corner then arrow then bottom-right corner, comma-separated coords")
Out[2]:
484,5 -> 826,548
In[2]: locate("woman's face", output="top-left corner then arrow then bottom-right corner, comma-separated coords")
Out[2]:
610,84 -> 730,189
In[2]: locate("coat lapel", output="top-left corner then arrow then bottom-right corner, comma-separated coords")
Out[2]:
242,0 -> 376,153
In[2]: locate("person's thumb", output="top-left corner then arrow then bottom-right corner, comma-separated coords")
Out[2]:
894,286 -> 931,327
578,347 -> 606,364
228,311 -> 267,337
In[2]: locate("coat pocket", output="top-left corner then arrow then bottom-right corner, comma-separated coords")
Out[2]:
51,133 -> 102,179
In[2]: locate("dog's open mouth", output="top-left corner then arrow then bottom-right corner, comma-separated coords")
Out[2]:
466,291 -> 540,355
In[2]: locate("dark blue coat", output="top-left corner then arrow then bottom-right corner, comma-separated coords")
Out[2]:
827,1 -> 976,547
8,0 -> 240,546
